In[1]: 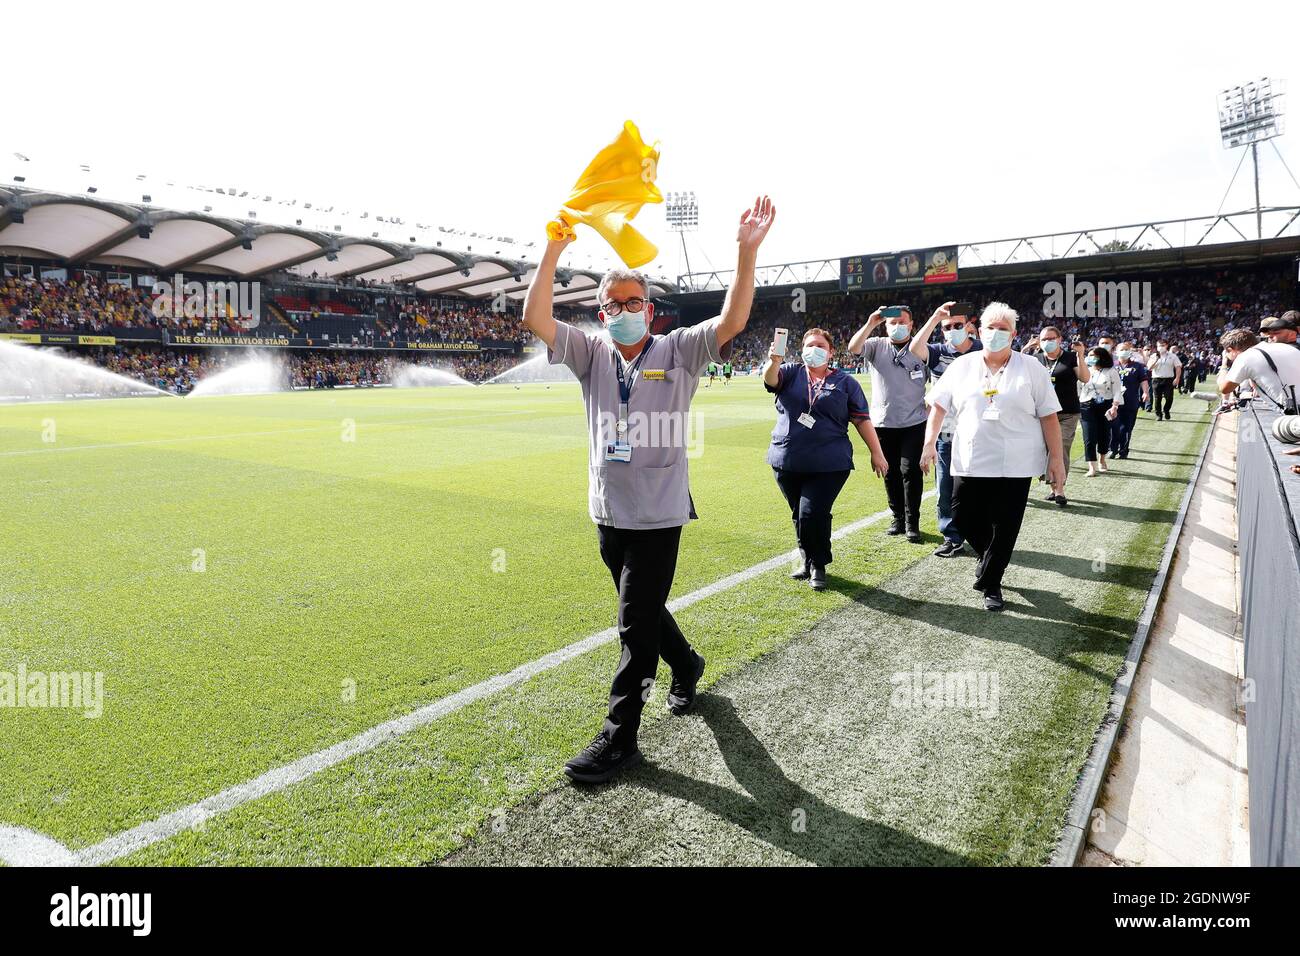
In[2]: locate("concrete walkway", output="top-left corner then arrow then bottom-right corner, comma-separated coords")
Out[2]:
1084,413 -> 1249,866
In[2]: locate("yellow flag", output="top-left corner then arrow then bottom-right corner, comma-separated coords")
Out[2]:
546,120 -> 662,269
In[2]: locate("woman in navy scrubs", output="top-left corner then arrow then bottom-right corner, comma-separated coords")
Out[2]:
764,328 -> 889,590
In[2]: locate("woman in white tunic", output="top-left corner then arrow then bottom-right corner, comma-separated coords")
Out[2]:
921,303 -> 1066,611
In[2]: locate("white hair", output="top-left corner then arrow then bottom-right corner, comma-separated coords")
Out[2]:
980,301 -> 1018,329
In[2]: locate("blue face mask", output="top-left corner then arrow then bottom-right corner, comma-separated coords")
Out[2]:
985,328 -> 1013,352
604,311 -> 647,346
944,328 -> 968,347
1086,356 -> 1099,367
887,324 -> 911,343
802,345 -> 829,368
1041,338 -> 1060,354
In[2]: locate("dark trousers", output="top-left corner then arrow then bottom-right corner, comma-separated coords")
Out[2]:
773,467 -> 851,568
876,423 -> 926,529
1110,403 -> 1139,456
952,476 -> 1032,593
596,524 -> 694,745
1080,399 -> 1112,461
1153,379 -> 1175,419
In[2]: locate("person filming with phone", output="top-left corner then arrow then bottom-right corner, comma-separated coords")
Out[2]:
764,327 -> 888,591
847,305 -> 930,543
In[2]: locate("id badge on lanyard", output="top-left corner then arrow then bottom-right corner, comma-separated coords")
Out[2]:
607,345 -> 649,462
801,369 -> 828,428
982,365 -> 1006,422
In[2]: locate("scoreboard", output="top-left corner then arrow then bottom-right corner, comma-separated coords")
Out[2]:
841,245 -> 959,292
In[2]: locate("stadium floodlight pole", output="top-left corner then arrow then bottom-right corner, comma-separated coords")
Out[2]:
1218,78 -> 1286,240
665,190 -> 699,290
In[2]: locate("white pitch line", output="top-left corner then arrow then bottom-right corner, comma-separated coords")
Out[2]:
67,493 -> 933,867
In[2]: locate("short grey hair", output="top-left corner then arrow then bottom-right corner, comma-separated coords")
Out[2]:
598,268 -> 649,304
980,301 -> 1018,329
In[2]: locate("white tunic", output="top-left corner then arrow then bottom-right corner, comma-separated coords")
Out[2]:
929,349 -> 1063,478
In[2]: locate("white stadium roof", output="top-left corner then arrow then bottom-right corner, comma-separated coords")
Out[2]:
0,186 -> 674,307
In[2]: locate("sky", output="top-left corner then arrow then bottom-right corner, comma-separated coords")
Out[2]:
4,0 -> 1300,282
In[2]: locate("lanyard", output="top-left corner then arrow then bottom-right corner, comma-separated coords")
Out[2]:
981,363 -> 1007,404
613,340 -> 653,403
805,367 -> 830,410
613,340 -> 653,434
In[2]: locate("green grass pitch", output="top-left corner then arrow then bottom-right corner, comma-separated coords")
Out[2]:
0,376 -> 1209,865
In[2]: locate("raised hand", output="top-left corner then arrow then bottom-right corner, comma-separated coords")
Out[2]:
737,195 -> 776,251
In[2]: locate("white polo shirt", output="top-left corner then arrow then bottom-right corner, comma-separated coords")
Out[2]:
929,350 -> 1063,478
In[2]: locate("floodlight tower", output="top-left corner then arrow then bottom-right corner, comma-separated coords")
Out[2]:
1218,78 -> 1287,239
664,191 -> 699,289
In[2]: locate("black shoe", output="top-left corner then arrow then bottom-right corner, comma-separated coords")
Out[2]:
564,731 -> 642,784
810,565 -> 828,590
906,529 -> 923,544
790,551 -> 811,580
886,518 -> 905,536
983,589 -> 1005,612
1045,491 -> 1058,502
666,651 -> 706,716
1055,495 -> 1068,508
933,540 -> 962,558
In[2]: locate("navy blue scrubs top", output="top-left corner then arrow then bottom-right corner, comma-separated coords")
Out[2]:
765,364 -> 870,472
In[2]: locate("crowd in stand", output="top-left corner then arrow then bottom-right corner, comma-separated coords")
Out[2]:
1,270 -> 572,346
386,303 -> 533,345
0,274 -> 249,336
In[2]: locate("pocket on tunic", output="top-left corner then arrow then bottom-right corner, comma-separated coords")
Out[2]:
634,462 -> 691,525
588,464 -> 612,522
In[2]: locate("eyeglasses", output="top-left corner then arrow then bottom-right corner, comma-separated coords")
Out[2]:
600,297 -> 646,317
940,322 -> 965,332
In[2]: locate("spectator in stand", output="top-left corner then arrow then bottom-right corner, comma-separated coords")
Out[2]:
1261,312 -> 1298,346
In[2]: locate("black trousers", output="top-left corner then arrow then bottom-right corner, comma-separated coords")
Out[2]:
876,423 -> 926,528
1080,399 -> 1112,461
951,476 -> 1032,593
596,524 -> 695,746
773,467 -> 851,568
1153,379 -> 1175,419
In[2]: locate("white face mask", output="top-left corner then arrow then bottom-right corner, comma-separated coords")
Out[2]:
1117,349 -> 1132,361
984,328 -> 1013,352
944,328 -> 968,347
802,345 -> 829,368
887,323 -> 911,343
